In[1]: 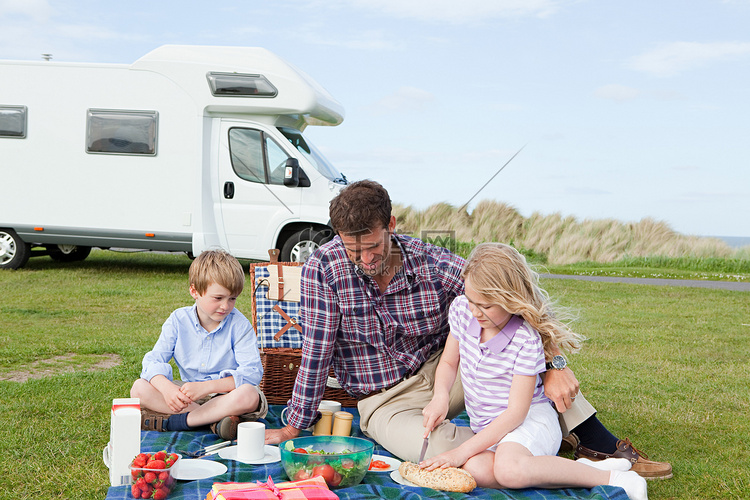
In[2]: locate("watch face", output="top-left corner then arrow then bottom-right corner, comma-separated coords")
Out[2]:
552,355 -> 566,369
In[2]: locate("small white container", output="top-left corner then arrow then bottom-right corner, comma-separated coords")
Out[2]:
103,398 -> 141,486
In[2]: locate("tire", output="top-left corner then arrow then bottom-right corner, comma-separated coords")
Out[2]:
48,244 -> 92,262
280,228 -> 333,262
0,228 -> 31,270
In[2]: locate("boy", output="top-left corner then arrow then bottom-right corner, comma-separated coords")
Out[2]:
131,249 -> 267,440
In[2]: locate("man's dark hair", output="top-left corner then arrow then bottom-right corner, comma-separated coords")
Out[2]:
329,179 -> 392,235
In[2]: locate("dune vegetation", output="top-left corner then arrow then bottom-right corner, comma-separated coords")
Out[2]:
393,200 -> 749,266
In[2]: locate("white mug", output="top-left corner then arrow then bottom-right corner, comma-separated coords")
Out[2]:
237,421 -> 265,461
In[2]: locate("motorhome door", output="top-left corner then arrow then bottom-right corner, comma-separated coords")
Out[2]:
217,120 -> 301,256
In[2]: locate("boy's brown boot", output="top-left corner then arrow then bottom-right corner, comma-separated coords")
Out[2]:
210,415 -> 240,440
141,409 -> 170,432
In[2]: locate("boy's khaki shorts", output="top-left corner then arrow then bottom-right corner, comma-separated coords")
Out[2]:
175,380 -> 269,421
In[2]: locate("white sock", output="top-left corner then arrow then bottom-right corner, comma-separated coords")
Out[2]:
609,470 -> 648,500
577,457 -> 632,471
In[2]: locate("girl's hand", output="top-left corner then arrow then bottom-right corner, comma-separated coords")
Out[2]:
420,448 -> 468,471
422,395 -> 449,438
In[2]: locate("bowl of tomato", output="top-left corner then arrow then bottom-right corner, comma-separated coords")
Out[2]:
279,436 -> 374,489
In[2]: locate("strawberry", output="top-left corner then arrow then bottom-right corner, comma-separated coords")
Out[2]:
158,471 -> 169,481
144,472 -> 156,483
145,460 -> 166,470
152,487 -> 168,500
131,484 -> 140,498
135,477 -> 148,491
153,451 -> 167,461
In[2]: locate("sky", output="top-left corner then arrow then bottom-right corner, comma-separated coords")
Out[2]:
2,0 -> 749,238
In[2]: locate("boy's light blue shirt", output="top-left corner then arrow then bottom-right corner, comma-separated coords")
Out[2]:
140,304 -> 263,388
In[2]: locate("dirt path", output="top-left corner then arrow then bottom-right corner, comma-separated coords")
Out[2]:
542,274 -> 750,291
0,353 -> 122,382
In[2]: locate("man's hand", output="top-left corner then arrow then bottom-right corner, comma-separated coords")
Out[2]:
541,367 -> 580,413
265,424 -> 300,445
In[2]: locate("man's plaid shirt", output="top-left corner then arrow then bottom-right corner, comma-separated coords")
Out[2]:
285,233 -> 465,429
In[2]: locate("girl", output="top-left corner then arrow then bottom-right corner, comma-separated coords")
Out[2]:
421,243 -> 647,500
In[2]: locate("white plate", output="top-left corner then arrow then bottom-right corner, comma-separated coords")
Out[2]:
218,445 -> 281,464
173,459 -> 227,480
368,454 -> 401,473
390,469 -> 418,487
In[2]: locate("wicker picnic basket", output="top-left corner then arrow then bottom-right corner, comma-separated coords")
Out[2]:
249,250 -> 358,408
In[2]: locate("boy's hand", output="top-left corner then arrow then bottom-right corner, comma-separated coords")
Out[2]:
179,381 -> 211,402
163,384 -> 193,413
421,394 -> 449,438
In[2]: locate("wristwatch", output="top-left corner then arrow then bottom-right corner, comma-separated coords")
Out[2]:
546,355 -> 567,371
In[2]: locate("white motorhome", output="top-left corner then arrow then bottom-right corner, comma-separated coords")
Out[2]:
0,45 -> 348,269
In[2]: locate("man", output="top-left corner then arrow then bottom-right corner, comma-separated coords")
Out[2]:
266,180 -> 671,480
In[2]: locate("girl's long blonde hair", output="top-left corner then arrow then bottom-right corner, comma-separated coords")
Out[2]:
462,242 -> 584,359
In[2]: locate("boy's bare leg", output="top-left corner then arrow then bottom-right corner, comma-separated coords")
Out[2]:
185,384 -> 260,427
130,378 -> 200,415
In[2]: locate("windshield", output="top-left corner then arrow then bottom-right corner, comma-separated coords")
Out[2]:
278,126 -> 347,184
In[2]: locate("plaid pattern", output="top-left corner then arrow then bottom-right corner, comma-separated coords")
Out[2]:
105,406 -> 629,500
254,266 -> 303,349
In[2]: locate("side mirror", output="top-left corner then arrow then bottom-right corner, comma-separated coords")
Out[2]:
283,158 -> 300,187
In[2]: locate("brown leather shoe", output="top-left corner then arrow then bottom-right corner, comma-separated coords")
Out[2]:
575,438 -> 673,480
210,415 -> 240,440
559,432 -> 580,453
141,409 -> 170,432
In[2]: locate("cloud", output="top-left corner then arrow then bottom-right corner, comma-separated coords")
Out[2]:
305,29 -> 402,50
370,86 -> 436,114
594,84 -> 640,102
628,41 -> 750,77
0,0 -> 54,22
340,0 -> 562,23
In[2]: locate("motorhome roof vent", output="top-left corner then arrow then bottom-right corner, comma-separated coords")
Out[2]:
206,72 -> 278,97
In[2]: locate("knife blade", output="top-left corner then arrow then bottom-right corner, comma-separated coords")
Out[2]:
418,435 -> 429,463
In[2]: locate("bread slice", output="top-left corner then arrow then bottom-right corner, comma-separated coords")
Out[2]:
398,461 -> 477,493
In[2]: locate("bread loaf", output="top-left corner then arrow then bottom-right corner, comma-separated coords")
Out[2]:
398,461 -> 477,493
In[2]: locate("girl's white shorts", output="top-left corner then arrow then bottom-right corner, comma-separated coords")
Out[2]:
490,402 -> 562,456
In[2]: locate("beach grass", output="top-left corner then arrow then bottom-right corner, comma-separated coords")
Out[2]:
394,201 -> 750,266
1,249 -> 748,498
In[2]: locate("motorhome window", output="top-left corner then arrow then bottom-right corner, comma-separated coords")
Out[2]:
278,126 -> 344,183
0,105 -> 27,138
86,110 -> 158,155
228,128 -> 266,183
266,136 -> 289,185
207,72 -> 277,97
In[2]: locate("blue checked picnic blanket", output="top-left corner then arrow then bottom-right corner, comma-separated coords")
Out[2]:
253,266 -> 303,349
105,406 -> 628,500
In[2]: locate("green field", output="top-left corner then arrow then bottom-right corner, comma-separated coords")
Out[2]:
1,249 -> 748,499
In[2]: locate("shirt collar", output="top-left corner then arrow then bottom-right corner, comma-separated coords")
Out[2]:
467,314 -> 524,354
190,304 -> 230,334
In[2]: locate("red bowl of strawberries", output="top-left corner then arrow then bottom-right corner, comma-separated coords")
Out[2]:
129,450 -> 180,499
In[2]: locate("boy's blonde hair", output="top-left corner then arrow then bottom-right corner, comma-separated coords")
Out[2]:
189,250 -> 245,296
462,242 -> 584,359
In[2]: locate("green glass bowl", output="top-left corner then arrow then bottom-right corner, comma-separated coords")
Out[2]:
279,435 -> 374,489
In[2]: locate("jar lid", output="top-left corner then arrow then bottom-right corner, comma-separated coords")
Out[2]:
334,411 -> 353,420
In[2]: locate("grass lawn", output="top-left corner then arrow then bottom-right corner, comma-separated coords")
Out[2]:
1,249 -> 748,498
